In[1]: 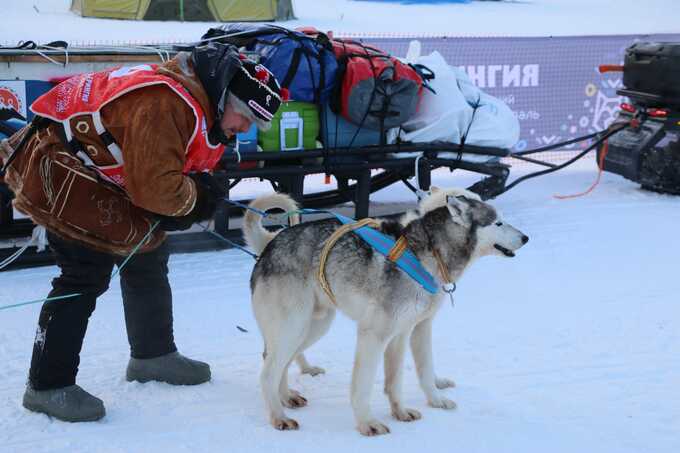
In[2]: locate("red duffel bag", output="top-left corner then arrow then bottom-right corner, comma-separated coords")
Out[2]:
330,38 -> 433,131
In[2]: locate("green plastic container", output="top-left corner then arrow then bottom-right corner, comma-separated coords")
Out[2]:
258,101 -> 320,152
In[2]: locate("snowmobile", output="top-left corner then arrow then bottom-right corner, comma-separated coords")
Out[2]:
598,42 -> 680,195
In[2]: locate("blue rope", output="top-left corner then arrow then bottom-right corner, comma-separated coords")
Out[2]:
220,198 -> 339,222
221,198 -> 270,217
200,223 -> 259,260
214,201 -> 331,259
0,221 -> 160,312
0,293 -> 84,311
0,200 -> 334,309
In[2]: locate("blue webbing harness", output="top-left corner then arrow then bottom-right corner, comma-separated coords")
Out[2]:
225,202 -> 442,296
322,211 -> 439,295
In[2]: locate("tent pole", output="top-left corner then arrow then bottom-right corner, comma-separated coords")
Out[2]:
179,0 -> 184,21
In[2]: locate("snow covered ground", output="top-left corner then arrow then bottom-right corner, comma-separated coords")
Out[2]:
1,1 -> 680,452
2,0 -> 679,45
1,164 -> 680,452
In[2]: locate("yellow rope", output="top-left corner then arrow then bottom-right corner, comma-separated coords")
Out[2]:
317,218 -> 379,305
432,248 -> 452,285
317,221 -> 453,305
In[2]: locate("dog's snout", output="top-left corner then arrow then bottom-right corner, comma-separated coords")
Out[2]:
521,235 -> 529,244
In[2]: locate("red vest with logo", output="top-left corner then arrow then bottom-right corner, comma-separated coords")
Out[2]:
30,64 -> 224,188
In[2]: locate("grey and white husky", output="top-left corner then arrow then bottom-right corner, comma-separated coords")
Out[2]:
243,188 -> 529,436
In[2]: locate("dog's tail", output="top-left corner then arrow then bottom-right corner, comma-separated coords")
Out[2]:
243,193 -> 300,255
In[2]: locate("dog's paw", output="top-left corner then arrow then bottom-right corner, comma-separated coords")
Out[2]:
357,420 -> 391,436
301,366 -> 326,377
281,390 -> 308,409
435,377 -> 456,389
272,416 -> 300,431
392,407 -> 422,422
428,397 -> 457,410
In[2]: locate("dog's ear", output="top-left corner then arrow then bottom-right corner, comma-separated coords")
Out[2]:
430,186 -> 441,193
446,195 -> 463,215
452,195 -> 497,226
446,195 -> 466,218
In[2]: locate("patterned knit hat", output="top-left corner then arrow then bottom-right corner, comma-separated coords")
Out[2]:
191,42 -> 288,132
228,57 -> 287,130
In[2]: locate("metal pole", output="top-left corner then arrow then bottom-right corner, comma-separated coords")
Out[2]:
221,158 -> 509,179
221,142 -> 509,164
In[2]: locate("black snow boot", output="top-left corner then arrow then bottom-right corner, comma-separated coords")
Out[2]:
126,351 -> 211,385
22,384 -> 105,422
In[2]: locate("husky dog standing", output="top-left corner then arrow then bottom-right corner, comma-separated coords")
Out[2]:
243,188 -> 529,436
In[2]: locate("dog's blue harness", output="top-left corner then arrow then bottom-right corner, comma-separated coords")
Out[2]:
328,212 -> 439,294
223,201 -> 442,296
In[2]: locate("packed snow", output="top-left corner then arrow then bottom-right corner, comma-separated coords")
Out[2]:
1,1 -> 680,452
2,164 -> 680,452
2,0 -> 680,44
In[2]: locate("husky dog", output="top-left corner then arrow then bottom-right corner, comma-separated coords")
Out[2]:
243,188 -> 528,436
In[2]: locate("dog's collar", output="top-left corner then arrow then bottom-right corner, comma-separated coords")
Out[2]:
431,247 -> 453,287
389,236 -> 456,294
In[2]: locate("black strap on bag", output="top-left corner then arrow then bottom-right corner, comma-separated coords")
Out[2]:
0,108 -> 26,139
0,107 -> 26,122
0,115 -> 51,177
409,63 -> 436,94
201,25 -> 332,106
0,40 -> 68,51
281,46 -> 303,89
275,31 -> 330,105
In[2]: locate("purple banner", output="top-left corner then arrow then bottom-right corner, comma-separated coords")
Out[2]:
362,34 -> 680,152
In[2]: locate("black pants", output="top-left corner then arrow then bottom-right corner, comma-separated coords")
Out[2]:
28,232 -> 177,390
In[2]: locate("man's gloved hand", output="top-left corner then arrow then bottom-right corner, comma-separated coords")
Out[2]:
157,173 -> 226,232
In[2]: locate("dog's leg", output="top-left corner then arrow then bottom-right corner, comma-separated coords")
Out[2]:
258,305 -> 311,430
295,353 -> 325,377
384,332 -> 422,422
352,328 -> 391,436
262,352 -> 300,429
435,377 -> 457,390
279,360 -> 308,409
294,307 -> 335,377
410,317 -> 457,410
254,281 -> 315,430
262,333 -> 305,430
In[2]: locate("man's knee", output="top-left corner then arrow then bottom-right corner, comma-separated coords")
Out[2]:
119,243 -> 169,285
48,233 -> 114,296
51,263 -> 113,296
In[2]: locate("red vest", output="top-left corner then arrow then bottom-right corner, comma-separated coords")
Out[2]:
31,64 -> 224,188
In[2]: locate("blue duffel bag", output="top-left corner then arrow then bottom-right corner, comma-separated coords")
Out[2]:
201,24 -> 339,105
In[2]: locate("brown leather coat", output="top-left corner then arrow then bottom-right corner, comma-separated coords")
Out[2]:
0,53 -> 218,255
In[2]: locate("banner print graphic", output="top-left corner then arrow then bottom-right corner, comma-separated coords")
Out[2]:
363,34 -> 680,151
0,81 -> 27,118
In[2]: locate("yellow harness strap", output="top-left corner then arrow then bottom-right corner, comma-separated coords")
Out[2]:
386,236 -> 409,262
317,218 -> 380,305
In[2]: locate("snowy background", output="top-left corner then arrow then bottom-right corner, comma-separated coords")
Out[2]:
1,1 -> 680,452
2,0 -> 680,43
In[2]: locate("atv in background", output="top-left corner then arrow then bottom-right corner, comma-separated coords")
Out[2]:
599,42 -> 680,195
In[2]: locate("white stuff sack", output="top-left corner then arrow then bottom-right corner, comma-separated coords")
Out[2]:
389,43 -> 520,158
